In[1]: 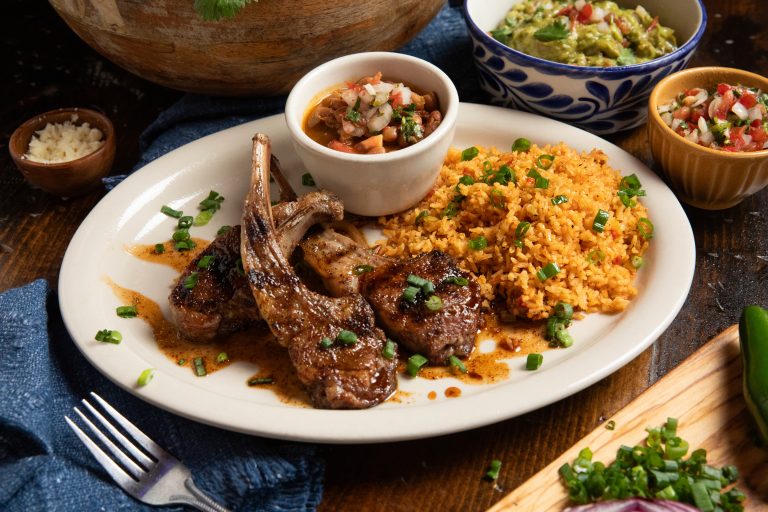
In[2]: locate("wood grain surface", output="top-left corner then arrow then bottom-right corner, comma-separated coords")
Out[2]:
490,325 -> 768,511
1,1 -> 767,511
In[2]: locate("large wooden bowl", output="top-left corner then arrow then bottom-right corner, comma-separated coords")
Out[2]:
48,0 -> 445,96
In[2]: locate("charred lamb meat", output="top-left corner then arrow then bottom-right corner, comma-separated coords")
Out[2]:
300,229 -> 481,363
241,134 -> 397,409
169,190 -> 344,342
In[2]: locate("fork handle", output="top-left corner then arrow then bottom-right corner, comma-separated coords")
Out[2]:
169,478 -> 232,512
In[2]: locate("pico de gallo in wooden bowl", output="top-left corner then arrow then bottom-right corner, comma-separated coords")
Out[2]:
303,72 -> 443,155
657,83 -> 768,152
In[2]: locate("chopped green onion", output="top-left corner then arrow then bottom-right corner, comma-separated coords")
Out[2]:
193,209 -> 215,227
95,329 -> 122,344
511,137 -> 531,152
461,146 -> 479,161
486,459 -> 502,480
424,295 -> 443,311
592,209 -> 610,233
468,236 -> 488,251
116,305 -> 138,318
555,327 -> 575,348
638,218 -> 654,240
536,154 -> 555,170
353,264 -> 374,276
183,272 -> 199,289
457,175 -> 475,188
319,337 -> 334,349
336,330 -> 358,345
692,482 -> 714,511
198,190 -> 224,211
407,274 -> 435,294
606,420 -> 616,430
137,368 -> 155,387
302,173 -> 316,186
415,210 -> 429,225
527,168 -> 549,188
526,353 -> 543,370
172,228 -> 190,241
197,255 -> 214,269
401,286 -> 420,304
447,355 -> 467,373
554,302 -> 573,320
551,195 -> 569,205
161,205 -> 183,218
217,225 -> 232,236
216,352 -> 229,363
154,243 -> 165,254
490,188 -> 505,209
193,357 -> 207,377
177,359 -> 187,365
248,377 -> 273,385
631,255 -> 645,269
382,339 -> 396,359
177,215 -> 193,229
443,276 -> 469,286
407,354 -> 428,377
536,262 -> 560,281
514,221 -> 531,248
175,240 -> 197,251
586,249 -> 605,264
617,174 -> 646,208
235,258 -> 244,276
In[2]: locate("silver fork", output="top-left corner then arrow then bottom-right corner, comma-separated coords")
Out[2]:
65,391 -> 231,512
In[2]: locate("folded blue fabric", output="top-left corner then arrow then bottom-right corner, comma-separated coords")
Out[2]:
0,280 -> 323,511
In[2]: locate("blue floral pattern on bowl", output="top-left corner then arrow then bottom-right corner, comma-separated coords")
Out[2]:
463,0 -> 707,135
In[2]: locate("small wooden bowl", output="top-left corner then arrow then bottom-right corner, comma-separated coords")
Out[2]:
648,67 -> 768,210
9,108 -> 116,197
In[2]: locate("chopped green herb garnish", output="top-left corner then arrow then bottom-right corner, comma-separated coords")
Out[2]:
154,243 -> 165,254
177,359 -> 187,366
137,368 -> 155,387
95,329 -> 122,344
617,174 -> 646,207
443,276 -> 469,286
197,255 -> 215,269
527,168 -> 549,189
302,173 -> 316,187
402,286 -> 421,304
616,47 -> 637,66
116,305 -> 138,318
353,264 -> 374,276
217,225 -> 232,236
161,205 -> 183,218
536,262 -> 560,281
193,357 -> 207,377
193,209 -> 215,227
587,248 -> 605,264
175,239 -> 197,251
172,228 -> 190,242
526,353 -> 543,370
638,218 -> 654,240
490,188 -> 506,209
407,274 -> 435,294
536,154 -> 555,170
486,459 -> 503,480
631,255 -> 645,269
514,221 -> 531,249
424,295 -> 443,311
319,337 -> 334,349
248,377 -> 274,385
511,137 -> 531,152
178,216 -> 194,229
551,195 -> 569,205
336,330 -> 358,345
461,146 -> 480,161
534,20 -> 568,42
447,355 -> 467,373
345,97 -> 362,122
184,272 -> 199,289
605,420 -> 616,430
216,352 -> 229,363
407,354 -> 428,377
415,210 -> 429,225
382,339 -> 396,360
468,236 -> 488,251
194,190 -> 224,226
592,209 -> 610,233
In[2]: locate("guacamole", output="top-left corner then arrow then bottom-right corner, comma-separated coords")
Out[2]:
492,0 -> 677,67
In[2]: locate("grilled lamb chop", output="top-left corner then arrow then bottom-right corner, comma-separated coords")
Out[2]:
241,134 -> 397,409
300,230 -> 481,362
169,190 -> 344,342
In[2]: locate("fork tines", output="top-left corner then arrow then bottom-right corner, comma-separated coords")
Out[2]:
65,392 -> 164,487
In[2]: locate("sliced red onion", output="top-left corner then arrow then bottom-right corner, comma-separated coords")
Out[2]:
698,116 -> 708,133
564,498 -> 699,512
748,106 -> 763,121
731,101 -> 749,120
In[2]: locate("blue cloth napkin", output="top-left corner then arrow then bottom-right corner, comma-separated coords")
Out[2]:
1,4 -> 479,511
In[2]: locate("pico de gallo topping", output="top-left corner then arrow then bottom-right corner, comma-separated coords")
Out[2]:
303,72 -> 442,155
657,83 -> 768,152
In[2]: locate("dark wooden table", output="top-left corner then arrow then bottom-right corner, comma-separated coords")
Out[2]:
2,1 -> 766,511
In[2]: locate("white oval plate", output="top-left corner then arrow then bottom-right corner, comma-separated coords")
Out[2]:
59,103 -> 694,444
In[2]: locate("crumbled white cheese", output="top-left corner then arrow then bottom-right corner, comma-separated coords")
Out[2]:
24,114 -> 104,163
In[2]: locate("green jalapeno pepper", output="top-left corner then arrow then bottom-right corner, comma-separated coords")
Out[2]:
739,305 -> 768,445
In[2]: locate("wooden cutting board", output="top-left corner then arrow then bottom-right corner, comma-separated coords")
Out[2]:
489,325 -> 768,511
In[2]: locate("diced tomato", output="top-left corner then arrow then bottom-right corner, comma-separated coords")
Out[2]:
613,256 -> 623,265
752,119 -> 762,128
672,106 -> 691,120
390,91 -> 404,108
749,124 -> 768,145
556,6 -> 574,16
327,140 -> 357,153
577,3 -> 593,23
526,177 -> 535,186
715,90 -> 736,119
739,93 -> 758,109
684,88 -> 701,97
717,83 -> 732,95
690,109 -> 704,124
646,16 -> 659,32
729,126 -> 747,151
610,229 -> 619,240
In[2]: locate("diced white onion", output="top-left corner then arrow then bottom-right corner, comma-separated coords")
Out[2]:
700,131 -> 715,146
686,129 -> 699,143
708,97 -> 721,119
363,83 -> 376,95
597,21 -> 609,32
763,140 -> 768,149
341,89 -> 358,106
575,0 -> 586,10
661,112 -> 673,126
698,116 -> 708,133
691,89 -> 709,107
367,102 -> 393,133
742,134 -> 753,145
748,106 -> 763,121
657,104 -> 672,113
591,7 -> 604,22
731,101 -> 749,120
671,118 -> 683,131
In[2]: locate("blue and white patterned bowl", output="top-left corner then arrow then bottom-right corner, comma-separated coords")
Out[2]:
464,0 -> 707,134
